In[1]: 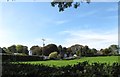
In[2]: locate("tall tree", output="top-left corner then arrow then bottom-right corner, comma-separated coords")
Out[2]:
82,45 -> 89,56
43,44 -> 59,56
66,47 -> 73,57
8,45 -> 17,53
30,45 -> 42,55
0,47 -> 6,53
58,45 -> 62,53
101,48 -> 111,55
109,45 -> 119,54
90,48 -> 97,55
16,45 -> 29,55
16,45 -> 23,53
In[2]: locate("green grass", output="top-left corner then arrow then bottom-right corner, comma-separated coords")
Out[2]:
17,56 -> 119,67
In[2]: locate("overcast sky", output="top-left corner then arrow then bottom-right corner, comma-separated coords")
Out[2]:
0,2 -> 118,50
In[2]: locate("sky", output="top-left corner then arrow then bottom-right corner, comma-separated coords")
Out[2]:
0,2 -> 118,50
0,0 -> 119,2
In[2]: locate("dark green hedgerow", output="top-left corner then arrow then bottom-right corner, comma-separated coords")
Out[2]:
2,54 -> 44,62
2,61 -> 120,77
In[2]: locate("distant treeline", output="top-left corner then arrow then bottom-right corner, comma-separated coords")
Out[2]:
0,44 -> 119,59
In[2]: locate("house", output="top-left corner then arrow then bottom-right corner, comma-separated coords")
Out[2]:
43,56 -> 49,59
29,50 -> 32,55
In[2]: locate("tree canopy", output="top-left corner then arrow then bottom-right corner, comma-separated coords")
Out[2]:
6,0 -> 90,12
1,44 -> 119,57
43,44 -> 59,56
51,0 -> 90,12
30,45 -> 42,55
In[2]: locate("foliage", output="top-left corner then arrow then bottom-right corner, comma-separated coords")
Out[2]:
2,54 -> 44,62
8,45 -> 17,53
101,48 -> 111,55
0,47 -> 6,53
2,61 -> 120,77
109,45 -> 119,54
43,44 -> 59,56
4,45 -> 29,55
30,45 -> 42,55
48,52 -> 58,59
58,45 -> 65,59
76,50 -> 81,56
51,0 -> 90,12
90,48 -> 97,55
0,44 -> 119,57
58,45 -> 62,53
66,47 -> 73,56
16,45 -> 29,55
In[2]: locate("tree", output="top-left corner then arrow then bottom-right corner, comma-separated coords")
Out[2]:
2,47 -> 7,53
16,45 -> 23,53
90,48 -> 97,55
16,45 -> 29,55
22,46 -> 29,55
2,48 -> 6,53
0,47 -> 6,53
109,45 -> 119,55
82,45 -> 90,56
43,44 -> 59,56
62,47 -> 67,53
100,45 -> 119,55
58,45 -> 62,53
51,0 -> 90,12
70,44 -> 83,56
101,48 -> 111,55
30,45 -> 42,55
48,51 -> 58,59
58,45 -> 64,59
66,47 -> 73,57
76,50 -> 81,57
8,45 -> 17,54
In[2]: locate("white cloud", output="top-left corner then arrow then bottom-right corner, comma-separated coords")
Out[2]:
60,29 -> 118,50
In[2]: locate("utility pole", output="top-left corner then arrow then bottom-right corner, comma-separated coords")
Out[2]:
42,39 -> 45,47
42,39 -> 45,56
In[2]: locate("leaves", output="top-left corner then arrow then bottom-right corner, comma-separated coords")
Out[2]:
51,0 -> 90,12
2,61 -> 120,76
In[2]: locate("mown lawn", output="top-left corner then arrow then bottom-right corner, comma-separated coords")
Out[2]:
17,56 -> 119,67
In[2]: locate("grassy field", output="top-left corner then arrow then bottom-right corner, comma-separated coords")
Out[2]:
18,56 -> 119,67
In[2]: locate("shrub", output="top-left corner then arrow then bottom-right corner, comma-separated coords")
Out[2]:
48,52 -> 58,59
2,54 -> 44,62
2,61 -> 120,77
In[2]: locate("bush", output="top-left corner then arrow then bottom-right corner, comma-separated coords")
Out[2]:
2,54 -> 44,62
2,61 -> 120,77
48,52 -> 58,59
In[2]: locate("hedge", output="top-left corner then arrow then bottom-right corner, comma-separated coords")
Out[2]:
2,54 -> 44,62
2,61 -> 120,77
